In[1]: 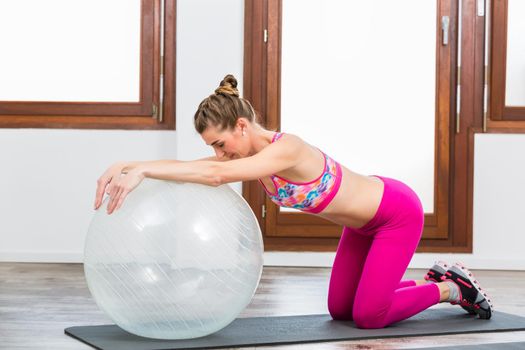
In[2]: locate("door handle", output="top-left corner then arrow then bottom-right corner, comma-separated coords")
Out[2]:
442,16 -> 450,46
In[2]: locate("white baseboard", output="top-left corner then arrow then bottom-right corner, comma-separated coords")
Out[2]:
2,251 -> 525,271
410,253 -> 525,271
0,251 -> 83,263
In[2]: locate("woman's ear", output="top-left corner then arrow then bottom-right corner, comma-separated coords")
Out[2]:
236,118 -> 249,135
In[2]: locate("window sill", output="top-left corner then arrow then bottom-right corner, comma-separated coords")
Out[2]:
0,115 -> 175,130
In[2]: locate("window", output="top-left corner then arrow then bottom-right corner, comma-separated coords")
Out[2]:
488,0 -> 525,130
0,0 -> 176,129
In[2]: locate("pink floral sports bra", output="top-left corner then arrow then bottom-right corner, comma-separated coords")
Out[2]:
258,132 -> 343,213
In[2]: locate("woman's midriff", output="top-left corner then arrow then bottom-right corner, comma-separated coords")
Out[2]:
314,167 -> 385,229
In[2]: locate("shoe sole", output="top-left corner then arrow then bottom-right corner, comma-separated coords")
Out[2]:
449,263 -> 494,319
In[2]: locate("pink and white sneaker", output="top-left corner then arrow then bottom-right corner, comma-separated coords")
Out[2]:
441,262 -> 494,319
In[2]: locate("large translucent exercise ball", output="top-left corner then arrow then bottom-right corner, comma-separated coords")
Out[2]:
84,179 -> 264,339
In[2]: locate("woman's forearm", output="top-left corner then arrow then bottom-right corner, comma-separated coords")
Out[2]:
121,160 -> 177,174
134,159 -> 222,186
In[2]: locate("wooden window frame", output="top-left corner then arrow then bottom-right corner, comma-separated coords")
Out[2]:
487,0 -> 525,131
243,0 -> 482,253
0,0 -> 176,130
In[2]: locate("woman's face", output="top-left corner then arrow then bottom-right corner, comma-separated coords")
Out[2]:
201,123 -> 248,160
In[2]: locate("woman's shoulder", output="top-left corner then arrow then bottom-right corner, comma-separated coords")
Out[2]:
275,132 -> 306,146
277,132 -> 320,153
269,132 -> 309,153
260,132 -> 308,161
264,132 -> 321,167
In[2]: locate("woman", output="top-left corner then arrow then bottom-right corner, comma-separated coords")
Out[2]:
94,74 -> 493,328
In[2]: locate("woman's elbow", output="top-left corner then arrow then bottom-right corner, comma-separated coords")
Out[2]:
208,176 -> 224,187
204,165 -> 226,187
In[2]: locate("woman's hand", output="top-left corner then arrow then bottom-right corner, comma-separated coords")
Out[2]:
94,162 -> 125,210
105,167 -> 145,214
94,162 -> 143,213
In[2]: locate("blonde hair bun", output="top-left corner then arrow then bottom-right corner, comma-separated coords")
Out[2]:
195,73 -> 256,133
215,74 -> 239,97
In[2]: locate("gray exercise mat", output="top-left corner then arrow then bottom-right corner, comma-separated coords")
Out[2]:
65,308 -> 525,350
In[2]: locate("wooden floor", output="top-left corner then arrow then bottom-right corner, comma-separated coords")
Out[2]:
1,263 -> 525,349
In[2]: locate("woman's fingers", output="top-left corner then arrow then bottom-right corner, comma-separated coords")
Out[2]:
114,188 -> 131,212
101,168 -> 143,214
107,183 -> 133,214
95,164 -> 125,210
94,176 -> 111,209
107,184 -> 123,214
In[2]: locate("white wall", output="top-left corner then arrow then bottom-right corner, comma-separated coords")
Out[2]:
0,130 -> 178,261
1,1 -> 524,271
176,0 -> 244,162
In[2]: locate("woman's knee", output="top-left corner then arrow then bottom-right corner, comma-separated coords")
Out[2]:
328,299 -> 353,321
329,309 -> 353,321
352,303 -> 388,329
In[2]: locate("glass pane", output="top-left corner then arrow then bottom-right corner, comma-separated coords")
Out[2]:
281,0 -> 436,213
505,0 -> 525,106
0,0 -> 141,102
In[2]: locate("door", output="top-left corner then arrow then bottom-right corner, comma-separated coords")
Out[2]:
243,0 -> 461,251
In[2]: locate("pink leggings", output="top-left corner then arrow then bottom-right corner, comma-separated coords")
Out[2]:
328,176 -> 440,329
